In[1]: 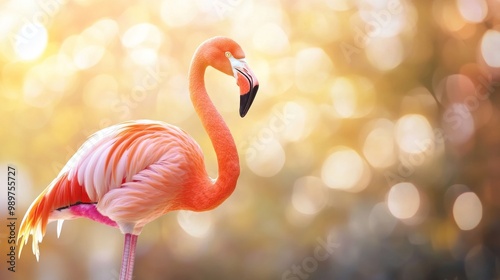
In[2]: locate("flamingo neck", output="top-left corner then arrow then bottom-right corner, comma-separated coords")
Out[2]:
187,51 -> 240,211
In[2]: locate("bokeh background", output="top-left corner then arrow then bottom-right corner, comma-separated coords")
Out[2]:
1,0 -> 500,279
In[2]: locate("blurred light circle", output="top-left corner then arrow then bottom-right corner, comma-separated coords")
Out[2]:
387,182 -> 420,220
357,0 -> 410,38
444,74 -> 476,104
73,45 -> 105,69
121,23 -> 162,49
434,1 -> 466,32
72,19 -> 118,69
245,139 -> 285,177
13,23 -> 47,61
395,114 -> 434,154
457,0 -> 488,23
294,47 -> 333,93
177,210 -> 213,238
252,23 -> 289,55
481,30 -> 500,68
362,119 -> 396,168
269,57 -> 294,96
453,192 -> 482,230
121,23 -> 163,65
291,176 -> 327,215
280,101 -> 316,143
330,77 -> 356,118
160,0 -> 198,27
321,147 -> 368,191
366,36 -> 404,71
330,76 -> 376,118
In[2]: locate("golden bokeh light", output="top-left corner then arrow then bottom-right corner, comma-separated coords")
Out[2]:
321,147 -> 370,192
13,23 -> 48,61
362,118 -> 397,168
177,210 -> 213,238
294,47 -> 333,94
387,182 -> 420,220
481,30 -> 500,68
252,22 -> 289,55
121,23 -> 164,66
366,36 -> 404,71
279,101 -> 315,142
453,192 -> 482,231
71,19 -> 119,70
22,54 -> 79,108
457,0 -> 488,23
395,114 -> 434,155
329,76 -> 375,118
245,138 -> 285,177
330,77 -> 356,118
434,1 -> 467,33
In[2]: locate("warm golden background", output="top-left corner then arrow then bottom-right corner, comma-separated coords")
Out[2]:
1,0 -> 500,279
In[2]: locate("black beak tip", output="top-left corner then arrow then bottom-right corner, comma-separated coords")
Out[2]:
239,85 -> 259,118
239,97 -> 249,117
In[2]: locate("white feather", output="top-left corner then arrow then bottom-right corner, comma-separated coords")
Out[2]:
57,219 -> 64,238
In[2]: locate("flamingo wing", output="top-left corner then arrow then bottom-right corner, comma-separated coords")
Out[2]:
18,120 -> 207,260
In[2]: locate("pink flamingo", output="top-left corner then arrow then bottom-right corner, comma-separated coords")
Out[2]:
17,36 -> 259,280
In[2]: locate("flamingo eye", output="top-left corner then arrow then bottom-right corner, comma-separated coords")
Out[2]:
225,51 -> 232,58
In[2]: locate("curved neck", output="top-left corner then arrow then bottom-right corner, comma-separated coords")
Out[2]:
187,50 -> 240,211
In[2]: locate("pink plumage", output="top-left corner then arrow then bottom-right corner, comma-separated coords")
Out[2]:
18,121 -> 209,257
17,36 -> 259,280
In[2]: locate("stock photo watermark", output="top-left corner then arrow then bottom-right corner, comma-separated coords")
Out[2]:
111,64 -> 167,119
9,0 -> 66,48
340,0 -> 403,63
5,165 -> 18,273
282,232 -> 339,280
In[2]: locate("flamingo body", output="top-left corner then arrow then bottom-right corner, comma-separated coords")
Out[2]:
17,36 -> 259,280
19,120 -> 213,258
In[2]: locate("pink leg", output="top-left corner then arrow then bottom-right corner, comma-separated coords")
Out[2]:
119,233 -> 138,280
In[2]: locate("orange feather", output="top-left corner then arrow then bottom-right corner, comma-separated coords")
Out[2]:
17,37 -> 259,280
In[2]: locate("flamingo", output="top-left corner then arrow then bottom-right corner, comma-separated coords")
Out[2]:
17,36 -> 259,280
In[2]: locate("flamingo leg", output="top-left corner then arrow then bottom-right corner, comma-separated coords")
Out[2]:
119,233 -> 138,280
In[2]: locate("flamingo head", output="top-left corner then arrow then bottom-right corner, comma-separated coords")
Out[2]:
206,37 -> 259,117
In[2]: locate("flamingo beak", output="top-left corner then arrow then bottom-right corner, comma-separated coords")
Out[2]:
235,63 -> 259,117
